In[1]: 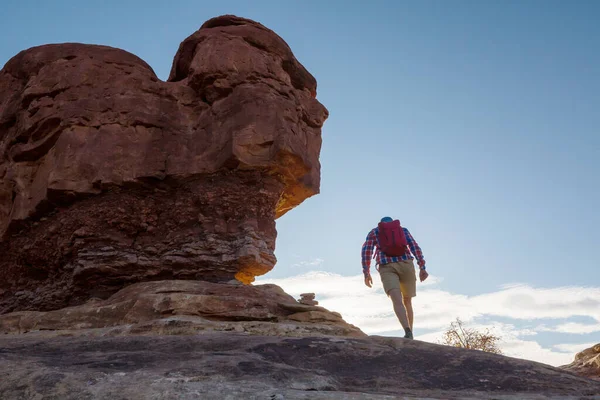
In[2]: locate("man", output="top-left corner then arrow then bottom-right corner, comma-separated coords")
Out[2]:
361,217 -> 428,339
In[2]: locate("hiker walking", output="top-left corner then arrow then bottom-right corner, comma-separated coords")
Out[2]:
361,217 -> 428,339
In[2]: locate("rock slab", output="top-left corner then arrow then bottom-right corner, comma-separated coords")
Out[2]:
0,280 -> 364,338
1,333 -> 599,400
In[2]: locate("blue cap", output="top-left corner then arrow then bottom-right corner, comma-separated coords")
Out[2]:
380,216 -> 393,222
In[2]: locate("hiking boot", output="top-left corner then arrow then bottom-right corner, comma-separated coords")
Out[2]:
403,330 -> 414,340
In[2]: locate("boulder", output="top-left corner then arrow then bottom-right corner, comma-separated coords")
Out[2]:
0,15 -> 328,313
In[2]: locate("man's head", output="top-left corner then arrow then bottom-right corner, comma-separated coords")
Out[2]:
381,217 -> 393,223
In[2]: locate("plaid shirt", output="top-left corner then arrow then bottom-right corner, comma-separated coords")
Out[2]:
361,227 -> 426,277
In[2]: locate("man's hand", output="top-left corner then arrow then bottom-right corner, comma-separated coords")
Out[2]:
419,269 -> 429,282
364,274 -> 373,288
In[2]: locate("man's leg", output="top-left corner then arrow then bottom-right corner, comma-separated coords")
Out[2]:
397,260 -> 417,336
380,264 -> 413,339
403,295 -> 414,330
388,288 -> 410,331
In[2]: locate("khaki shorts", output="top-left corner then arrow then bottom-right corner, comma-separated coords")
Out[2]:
379,259 -> 417,297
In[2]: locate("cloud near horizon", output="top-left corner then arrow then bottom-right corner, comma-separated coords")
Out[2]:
291,257 -> 325,269
256,270 -> 600,367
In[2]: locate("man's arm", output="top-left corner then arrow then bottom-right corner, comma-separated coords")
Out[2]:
361,230 -> 377,276
404,228 -> 426,269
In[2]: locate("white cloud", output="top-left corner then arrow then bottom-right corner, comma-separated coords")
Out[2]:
255,270 -> 600,366
258,270 -> 447,331
291,258 -> 324,268
257,271 -> 600,331
502,337 -> 575,367
541,322 -> 600,334
470,285 -> 600,321
553,342 -> 598,354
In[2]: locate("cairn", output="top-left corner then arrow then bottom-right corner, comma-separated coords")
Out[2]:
299,292 -> 319,306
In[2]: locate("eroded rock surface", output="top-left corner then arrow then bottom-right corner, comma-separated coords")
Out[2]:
0,15 -> 328,313
562,343 -> 600,380
0,280 -> 364,338
1,333 -> 599,400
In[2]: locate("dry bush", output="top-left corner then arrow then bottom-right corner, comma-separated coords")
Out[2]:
441,317 -> 503,354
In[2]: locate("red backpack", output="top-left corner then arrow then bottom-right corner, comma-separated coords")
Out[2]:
377,219 -> 408,256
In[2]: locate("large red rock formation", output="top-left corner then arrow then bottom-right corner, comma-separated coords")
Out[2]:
0,15 -> 328,313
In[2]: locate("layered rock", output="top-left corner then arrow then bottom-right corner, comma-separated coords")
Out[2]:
0,15 -> 328,313
0,280 -> 364,338
299,292 -> 319,306
562,343 -> 600,380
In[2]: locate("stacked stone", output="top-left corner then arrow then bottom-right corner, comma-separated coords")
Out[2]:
299,293 -> 318,306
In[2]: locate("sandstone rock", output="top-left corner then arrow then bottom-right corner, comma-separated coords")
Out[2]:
562,343 -> 600,380
1,332 -> 599,399
0,280 -> 364,338
298,292 -> 318,305
277,301 -> 328,313
0,15 -> 329,313
287,310 -> 343,323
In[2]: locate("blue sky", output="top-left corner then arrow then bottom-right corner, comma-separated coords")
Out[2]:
2,0 -> 599,365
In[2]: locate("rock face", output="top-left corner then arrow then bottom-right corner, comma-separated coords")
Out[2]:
2,332 -> 600,399
563,343 -> 600,380
0,15 -> 328,313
